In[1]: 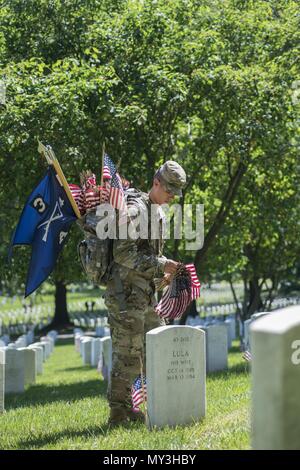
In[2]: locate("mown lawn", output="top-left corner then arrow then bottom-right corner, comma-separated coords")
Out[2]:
0,338 -> 251,450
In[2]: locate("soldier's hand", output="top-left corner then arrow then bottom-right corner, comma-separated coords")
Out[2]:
163,273 -> 173,285
164,259 -> 179,274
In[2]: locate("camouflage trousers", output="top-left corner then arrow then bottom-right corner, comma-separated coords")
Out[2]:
104,277 -> 163,412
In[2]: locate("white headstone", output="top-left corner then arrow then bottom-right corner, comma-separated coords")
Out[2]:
0,350 -> 4,412
47,331 -> 58,343
82,338 -> 93,365
17,348 -> 36,385
95,326 -> 106,337
226,317 -> 237,342
26,331 -> 34,345
79,336 -> 93,356
40,341 -> 51,359
251,306 -> 300,450
201,324 -> 228,373
4,348 -> 25,394
101,337 -> 112,383
224,320 -> 233,349
33,342 -> 47,361
186,316 -> 204,327
28,345 -> 43,375
40,337 -> 54,354
146,326 -> 206,429
244,312 -> 271,350
0,335 -> 9,346
91,338 -> 102,367
75,333 -> 83,352
74,328 -> 83,335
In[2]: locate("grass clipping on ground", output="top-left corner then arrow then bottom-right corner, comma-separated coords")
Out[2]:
0,338 -> 250,450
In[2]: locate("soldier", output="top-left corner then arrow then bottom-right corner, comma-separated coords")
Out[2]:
104,160 -> 186,426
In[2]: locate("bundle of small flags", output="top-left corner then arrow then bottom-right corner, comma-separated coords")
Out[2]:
131,374 -> 147,412
155,263 -> 201,320
69,154 -> 130,216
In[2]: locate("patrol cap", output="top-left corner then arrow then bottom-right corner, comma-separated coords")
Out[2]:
156,160 -> 186,196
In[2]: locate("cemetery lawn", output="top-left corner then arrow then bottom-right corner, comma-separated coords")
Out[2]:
0,338 -> 250,450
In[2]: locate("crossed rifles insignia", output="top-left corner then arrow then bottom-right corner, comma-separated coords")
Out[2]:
31,195 -> 68,244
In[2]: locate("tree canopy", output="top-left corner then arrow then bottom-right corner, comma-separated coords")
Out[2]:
0,0 -> 299,320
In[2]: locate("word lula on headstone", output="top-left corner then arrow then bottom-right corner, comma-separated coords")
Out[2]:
146,325 -> 206,429
251,306 -> 300,450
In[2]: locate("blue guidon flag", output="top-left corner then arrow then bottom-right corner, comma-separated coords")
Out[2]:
10,166 -> 77,297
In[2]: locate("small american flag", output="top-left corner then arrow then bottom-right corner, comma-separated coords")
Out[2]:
69,183 -> 84,215
242,350 -> 252,362
68,155 -> 129,216
100,154 -> 127,213
155,263 -> 201,320
131,374 -> 147,412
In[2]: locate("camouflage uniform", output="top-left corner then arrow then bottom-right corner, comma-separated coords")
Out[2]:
104,190 -> 167,417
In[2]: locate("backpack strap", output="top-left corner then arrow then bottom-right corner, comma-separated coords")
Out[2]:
114,266 -> 127,314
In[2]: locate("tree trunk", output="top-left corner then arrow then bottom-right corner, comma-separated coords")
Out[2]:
52,281 -> 71,328
194,161 -> 247,270
180,160 -> 247,325
241,277 -> 263,321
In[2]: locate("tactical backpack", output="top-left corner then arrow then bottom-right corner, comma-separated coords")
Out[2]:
77,188 -> 144,287
77,210 -> 115,286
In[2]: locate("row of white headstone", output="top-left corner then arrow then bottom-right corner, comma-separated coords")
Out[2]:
185,314 -> 236,351
75,320 -> 231,379
147,306 -> 300,448
74,329 -> 112,381
0,330 -> 58,414
74,305 -> 300,448
197,296 -> 299,317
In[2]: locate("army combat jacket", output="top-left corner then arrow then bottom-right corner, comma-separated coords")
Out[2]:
112,189 -> 167,290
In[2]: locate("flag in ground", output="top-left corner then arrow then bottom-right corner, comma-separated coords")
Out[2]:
131,374 -> 147,412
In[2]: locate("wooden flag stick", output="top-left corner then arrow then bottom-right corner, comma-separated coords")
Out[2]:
139,355 -> 147,416
100,140 -> 105,187
99,140 -> 106,204
37,141 -> 81,219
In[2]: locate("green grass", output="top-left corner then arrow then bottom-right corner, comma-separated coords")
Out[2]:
0,338 -> 250,450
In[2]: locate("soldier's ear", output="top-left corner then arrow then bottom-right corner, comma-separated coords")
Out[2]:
153,177 -> 160,188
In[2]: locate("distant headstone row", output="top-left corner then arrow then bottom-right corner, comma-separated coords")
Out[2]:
0,330 -> 58,413
196,296 -> 299,317
72,315 -> 109,329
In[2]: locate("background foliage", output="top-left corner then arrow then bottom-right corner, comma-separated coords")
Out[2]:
0,0 -> 299,322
